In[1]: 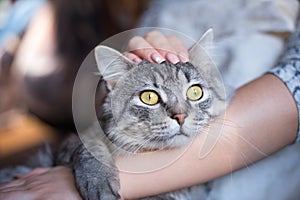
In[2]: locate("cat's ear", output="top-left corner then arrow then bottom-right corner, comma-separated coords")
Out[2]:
188,28 -> 214,73
94,45 -> 136,90
190,29 -> 227,116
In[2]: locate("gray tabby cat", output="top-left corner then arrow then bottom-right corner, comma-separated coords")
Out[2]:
0,29 -> 228,200
63,28 -> 227,199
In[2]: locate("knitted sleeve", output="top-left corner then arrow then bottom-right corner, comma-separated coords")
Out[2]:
269,14 -> 300,142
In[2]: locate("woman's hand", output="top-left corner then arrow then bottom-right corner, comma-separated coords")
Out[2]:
125,30 -> 189,64
0,166 -> 82,200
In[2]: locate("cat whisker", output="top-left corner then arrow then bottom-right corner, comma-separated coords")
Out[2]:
200,118 -> 268,159
196,126 -> 253,171
215,140 -> 248,182
218,131 -> 268,175
204,131 -> 254,172
93,72 -> 102,76
128,133 -> 163,154
223,129 -> 268,157
213,117 -> 240,129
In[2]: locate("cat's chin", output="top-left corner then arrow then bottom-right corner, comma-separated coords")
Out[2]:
165,132 -> 193,148
136,132 -> 193,152
140,134 -> 192,152
166,127 -> 201,148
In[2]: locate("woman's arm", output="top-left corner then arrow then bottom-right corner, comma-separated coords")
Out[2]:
117,30 -> 300,199
118,73 -> 298,199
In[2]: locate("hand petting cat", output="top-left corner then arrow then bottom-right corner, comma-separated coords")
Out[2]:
124,30 -> 189,64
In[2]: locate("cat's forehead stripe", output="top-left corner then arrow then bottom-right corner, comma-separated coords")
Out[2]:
178,62 -> 197,83
159,61 -> 192,83
136,61 -> 201,91
152,66 -> 167,82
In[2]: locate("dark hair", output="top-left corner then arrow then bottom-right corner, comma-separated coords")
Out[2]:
25,0 -> 118,131
52,0 -> 116,68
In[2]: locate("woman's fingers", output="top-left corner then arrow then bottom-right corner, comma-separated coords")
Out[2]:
144,31 -> 180,64
0,166 -> 82,200
127,36 -> 165,63
0,179 -> 26,190
166,35 -> 189,63
123,52 -> 142,63
15,167 -> 51,179
0,168 -> 51,192
127,30 -> 189,64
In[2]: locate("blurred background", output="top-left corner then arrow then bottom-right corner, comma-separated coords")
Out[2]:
0,0 -> 152,164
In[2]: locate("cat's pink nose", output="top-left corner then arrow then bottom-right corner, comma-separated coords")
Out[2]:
172,113 -> 187,125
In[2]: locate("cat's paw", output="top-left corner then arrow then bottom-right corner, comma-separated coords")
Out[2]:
75,167 -> 120,200
72,145 -> 120,200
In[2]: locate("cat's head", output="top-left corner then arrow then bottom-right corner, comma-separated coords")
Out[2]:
94,29 -> 226,152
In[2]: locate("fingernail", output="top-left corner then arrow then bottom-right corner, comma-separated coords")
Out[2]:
151,53 -> 165,63
178,52 -> 189,63
133,57 -> 142,63
166,52 -> 180,64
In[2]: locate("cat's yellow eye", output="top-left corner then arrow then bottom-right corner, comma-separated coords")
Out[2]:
186,85 -> 203,101
140,91 -> 159,105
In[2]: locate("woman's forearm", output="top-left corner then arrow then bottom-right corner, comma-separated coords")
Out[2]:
117,74 -> 298,199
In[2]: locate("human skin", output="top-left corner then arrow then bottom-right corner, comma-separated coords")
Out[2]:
0,167 -> 82,200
